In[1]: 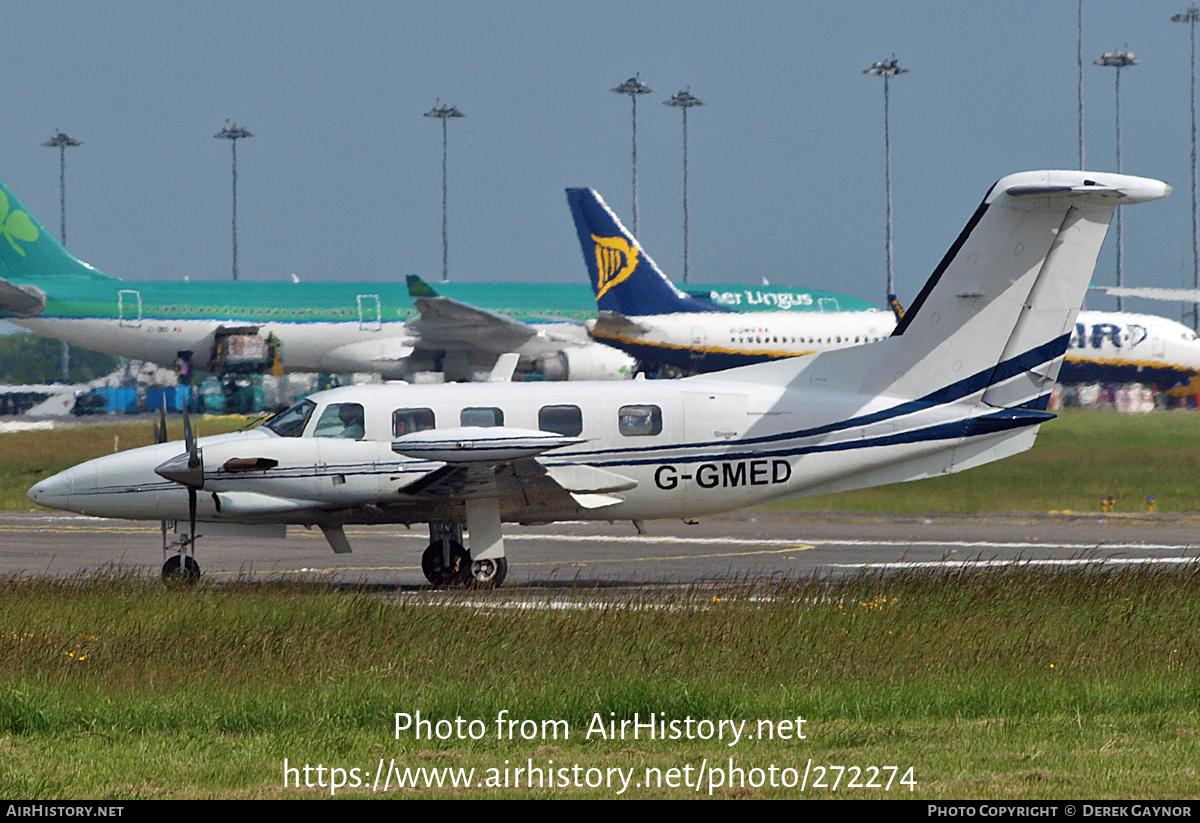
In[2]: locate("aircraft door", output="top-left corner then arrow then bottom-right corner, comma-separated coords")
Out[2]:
683,392 -> 746,442
358,294 -> 382,331
118,290 -> 142,328
681,392 -> 754,502
690,327 -> 707,360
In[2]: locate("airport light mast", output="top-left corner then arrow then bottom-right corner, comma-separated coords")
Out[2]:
1173,5 -> 1200,331
664,89 -> 703,283
425,101 -> 465,283
41,131 -> 82,383
864,56 -> 908,307
612,74 -> 654,235
214,122 -> 254,281
1078,0 -> 1086,170
1095,49 -> 1140,311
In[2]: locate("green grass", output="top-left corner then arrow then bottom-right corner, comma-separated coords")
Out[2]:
0,570 -> 1197,798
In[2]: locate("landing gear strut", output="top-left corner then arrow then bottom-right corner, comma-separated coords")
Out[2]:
161,524 -> 201,584
422,521 -> 470,587
422,518 -> 509,588
421,540 -> 471,586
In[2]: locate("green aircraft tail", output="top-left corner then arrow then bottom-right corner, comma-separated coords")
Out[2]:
0,178 -> 109,281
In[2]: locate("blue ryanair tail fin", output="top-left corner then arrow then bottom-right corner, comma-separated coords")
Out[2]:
565,188 -> 731,316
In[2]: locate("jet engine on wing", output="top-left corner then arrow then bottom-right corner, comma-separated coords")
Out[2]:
531,345 -> 633,380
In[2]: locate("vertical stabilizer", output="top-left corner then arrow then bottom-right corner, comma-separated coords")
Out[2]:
566,187 -> 730,315
711,170 -> 1170,409
0,178 -> 106,281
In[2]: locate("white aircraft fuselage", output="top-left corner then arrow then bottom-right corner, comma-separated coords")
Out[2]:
30,372 -> 1047,527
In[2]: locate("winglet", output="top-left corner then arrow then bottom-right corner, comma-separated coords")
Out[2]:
406,274 -> 439,298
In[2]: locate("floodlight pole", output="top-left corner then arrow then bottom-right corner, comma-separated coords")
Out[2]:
214,123 -> 254,281
1079,0 -> 1086,170
425,102 -> 465,283
42,131 -> 82,246
1174,6 -> 1200,331
612,75 -> 654,235
665,89 -> 703,283
865,56 -> 908,306
42,131 -> 82,383
1096,50 -> 1140,311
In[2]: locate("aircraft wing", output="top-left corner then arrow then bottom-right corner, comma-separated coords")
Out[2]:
397,458 -> 634,512
0,277 -> 45,317
408,294 -> 540,354
392,427 -> 637,513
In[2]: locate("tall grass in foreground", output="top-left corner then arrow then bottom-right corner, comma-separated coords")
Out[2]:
1,569 -> 1195,725
0,569 -> 1197,797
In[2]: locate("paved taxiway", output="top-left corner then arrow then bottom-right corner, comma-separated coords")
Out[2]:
1,510 -> 1199,587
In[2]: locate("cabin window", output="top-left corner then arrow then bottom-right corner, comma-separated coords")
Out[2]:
461,407 -> 504,427
619,404 -> 662,436
539,404 -> 583,437
393,408 -> 435,436
263,399 -> 315,438
313,403 -> 365,440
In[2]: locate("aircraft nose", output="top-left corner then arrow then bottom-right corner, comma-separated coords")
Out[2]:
28,470 -> 73,509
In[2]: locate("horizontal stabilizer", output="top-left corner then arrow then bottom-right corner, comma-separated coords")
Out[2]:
1093,285 -> 1200,303
0,277 -> 45,317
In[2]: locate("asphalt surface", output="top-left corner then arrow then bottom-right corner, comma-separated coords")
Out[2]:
2,508 -> 1199,589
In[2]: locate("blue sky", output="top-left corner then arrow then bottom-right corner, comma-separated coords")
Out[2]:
1,1 -> 1195,316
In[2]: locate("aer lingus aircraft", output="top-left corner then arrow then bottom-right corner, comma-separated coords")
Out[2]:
28,170 -> 1170,586
567,187 -> 1200,393
0,176 -> 867,382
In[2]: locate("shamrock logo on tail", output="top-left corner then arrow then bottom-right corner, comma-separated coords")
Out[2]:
0,190 -> 38,256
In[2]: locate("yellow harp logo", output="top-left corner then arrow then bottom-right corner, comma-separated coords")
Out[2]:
592,234 -> 639,300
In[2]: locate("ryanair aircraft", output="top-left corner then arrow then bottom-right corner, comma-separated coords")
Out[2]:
29,170 -> 1170,586
568,188 -> 1200,393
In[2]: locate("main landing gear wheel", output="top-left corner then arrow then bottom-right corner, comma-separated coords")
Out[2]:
469,557 -> 508,589
421,541 -> 471,587
162,554 -> 200,584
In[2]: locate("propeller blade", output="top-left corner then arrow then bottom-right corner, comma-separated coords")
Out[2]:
182,402 -> 200,470
154,398 -> 168,444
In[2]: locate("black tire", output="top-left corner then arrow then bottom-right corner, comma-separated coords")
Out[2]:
469,557 -> 508,588
162,554 -> 200,584
421,541 -> 471,587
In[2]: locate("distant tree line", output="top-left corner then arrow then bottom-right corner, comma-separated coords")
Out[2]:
0,332 -> 119,385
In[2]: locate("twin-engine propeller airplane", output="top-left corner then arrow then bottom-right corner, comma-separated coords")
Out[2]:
28,170 -> 1170,587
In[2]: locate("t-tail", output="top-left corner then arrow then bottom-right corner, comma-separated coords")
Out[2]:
712,170 -> 1171,413
0,177 -> 110,317
566,187 -> 730,316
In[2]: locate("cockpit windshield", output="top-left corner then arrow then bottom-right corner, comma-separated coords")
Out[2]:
263,399 -> 316,437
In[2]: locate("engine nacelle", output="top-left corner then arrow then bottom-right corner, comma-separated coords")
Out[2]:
531,344 -> 635,381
